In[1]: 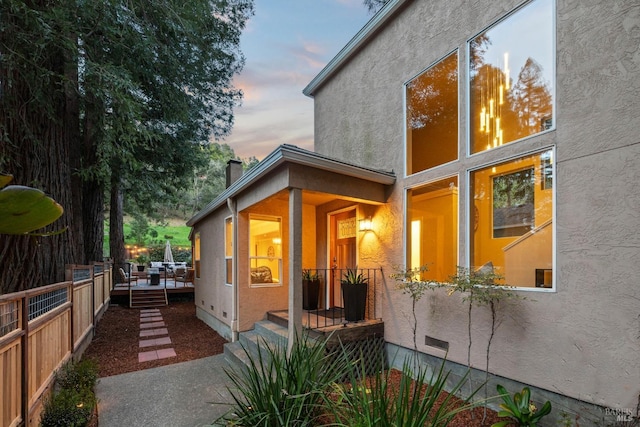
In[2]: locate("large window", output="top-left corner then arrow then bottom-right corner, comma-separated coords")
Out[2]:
470,149 -> 553,288
225,217 -> 233,285
407,177 -> 458,282
406,51 -> 458,174
469,0 -> 554,153
249,216 -> 282,286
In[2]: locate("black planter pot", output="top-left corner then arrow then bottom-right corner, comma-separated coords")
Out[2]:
303,279 -> 320,310
342,283 -> 367,321
137,265 -> 145,272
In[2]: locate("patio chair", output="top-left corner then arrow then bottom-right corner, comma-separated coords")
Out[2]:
175,268 -> 194,287
118,267 -> 138,286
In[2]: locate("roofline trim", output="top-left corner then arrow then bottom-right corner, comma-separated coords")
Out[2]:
303,0 -> 410,98
186,144 -> 395,226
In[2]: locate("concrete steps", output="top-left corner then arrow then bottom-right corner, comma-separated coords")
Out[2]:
223,320 -> 290,371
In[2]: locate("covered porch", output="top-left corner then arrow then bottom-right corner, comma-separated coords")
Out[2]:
187,145 -> 396,344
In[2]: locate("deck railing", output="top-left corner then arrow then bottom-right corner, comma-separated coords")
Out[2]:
303,267 -> 380,330
0,263 -> 111,427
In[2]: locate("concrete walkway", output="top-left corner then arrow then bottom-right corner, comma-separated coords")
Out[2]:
96,354 -> 236,427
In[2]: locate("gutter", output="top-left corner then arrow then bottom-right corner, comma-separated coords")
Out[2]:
303,0 -> 411,97
227,197 -> 240,342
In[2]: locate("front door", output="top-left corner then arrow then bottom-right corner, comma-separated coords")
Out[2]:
328,208 -> 356,308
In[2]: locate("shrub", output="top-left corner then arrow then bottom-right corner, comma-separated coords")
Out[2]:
40,388 -> 95,427
325,356 -> 480,427
221,331 -> 350,426
40,359 -> 99,427
54,359 -> 99,393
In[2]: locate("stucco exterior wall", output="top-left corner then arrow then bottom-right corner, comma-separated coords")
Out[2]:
311,0 -> 639,412
193,208 -> 234,340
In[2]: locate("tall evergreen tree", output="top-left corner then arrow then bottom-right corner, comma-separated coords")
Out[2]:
0,0 -> 253,292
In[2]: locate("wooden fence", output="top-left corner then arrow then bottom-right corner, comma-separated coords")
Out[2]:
0,263 -> 112,427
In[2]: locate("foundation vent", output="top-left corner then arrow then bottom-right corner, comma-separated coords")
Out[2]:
425,335 -> 449,351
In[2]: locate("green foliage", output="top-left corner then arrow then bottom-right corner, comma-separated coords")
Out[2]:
40,388 -> 96,427
341,267 -> 369,285
302,269 -> 319,281
391,264 -> 435,304
0,174 -> 64,235
54,359 -> 99,393
390,264 -> 439,354
40,359 -> 100,427
221,331 -> 349,426
327,356 -> 480,427
492,385 -> 552,427
221,329 -> 485,427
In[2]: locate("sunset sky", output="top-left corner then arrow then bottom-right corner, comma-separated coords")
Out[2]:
225,0 -> 372,160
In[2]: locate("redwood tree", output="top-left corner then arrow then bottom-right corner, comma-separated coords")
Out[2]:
0,0 -> 253,293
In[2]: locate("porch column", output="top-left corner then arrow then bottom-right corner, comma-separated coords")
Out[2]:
288,187 -> 303,354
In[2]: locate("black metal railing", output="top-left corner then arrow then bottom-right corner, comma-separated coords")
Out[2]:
302,267 -> 380,330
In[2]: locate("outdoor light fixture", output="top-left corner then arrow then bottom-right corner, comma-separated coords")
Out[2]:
359,216 -> 373,232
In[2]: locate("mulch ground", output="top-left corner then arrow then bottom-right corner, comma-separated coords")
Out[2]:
83,301 -> 227,377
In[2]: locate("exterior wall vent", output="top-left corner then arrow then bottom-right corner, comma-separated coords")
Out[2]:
425,335 -> 449,351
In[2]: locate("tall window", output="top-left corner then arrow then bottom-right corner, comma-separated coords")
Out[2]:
249,216 -> 282,286
470,149 -> 553,288
194,232 -> 201,279
407,177 -> 458,281
406,51 -> 458,174
225,217 -> 233,285
469,0 -> 554,154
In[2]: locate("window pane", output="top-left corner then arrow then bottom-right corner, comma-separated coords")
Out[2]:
225,218 -> 233,285
407,177 -> 458,281
470,0 -> 554,153
194,232 -> 201,279
249,217 -> 282,285
225,259 -> 233,284
406,51 -> 458,174
470,150 -> 553,288
225,218 -> 233,257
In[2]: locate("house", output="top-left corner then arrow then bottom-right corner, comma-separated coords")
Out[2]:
187,0 -> 639,423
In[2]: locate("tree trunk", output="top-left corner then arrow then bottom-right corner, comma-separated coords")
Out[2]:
0,10 -> 81,292
81,88 -> 105,264
109,166 -> 126,281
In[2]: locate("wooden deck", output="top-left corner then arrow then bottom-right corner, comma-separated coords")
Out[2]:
111,277 -> 194,297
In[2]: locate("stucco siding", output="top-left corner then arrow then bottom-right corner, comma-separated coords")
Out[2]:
193,208 -> 234,339
311,0 -> 639,411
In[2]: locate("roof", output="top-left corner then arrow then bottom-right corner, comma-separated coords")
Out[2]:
303,0 -> 411,97
186,144 -> 395,226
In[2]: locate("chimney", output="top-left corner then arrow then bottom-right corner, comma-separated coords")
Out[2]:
226,159 -> 243,188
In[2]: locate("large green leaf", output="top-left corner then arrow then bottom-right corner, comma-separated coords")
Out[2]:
0,179 -> 64,235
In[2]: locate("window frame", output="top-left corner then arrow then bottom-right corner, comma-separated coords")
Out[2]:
404,49 -> 460,178
465,0 -> 556,158
248,214 -> 283,288
401,0 -> 557,293
466,147 -> 556,292
194,232 -> 201,279
404,175 -> 460,282
225,216 -> 233,287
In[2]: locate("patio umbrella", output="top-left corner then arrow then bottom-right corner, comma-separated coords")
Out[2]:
164,240 -> 174,263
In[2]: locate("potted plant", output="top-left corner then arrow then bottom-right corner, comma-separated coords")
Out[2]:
302,269 -> 320,310
134,253 -> 149,271
341,267 -> 368,321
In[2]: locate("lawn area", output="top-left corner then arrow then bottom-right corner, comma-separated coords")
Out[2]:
104,218 -> 191,256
